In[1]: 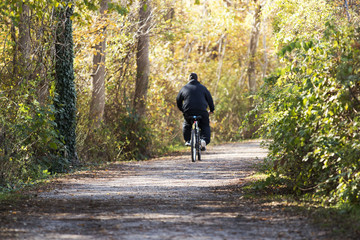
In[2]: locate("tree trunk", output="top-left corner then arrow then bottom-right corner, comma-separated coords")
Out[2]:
11,22 -> 17,77
344,0 -> 351,21
133,0 -> 151,117
89,0 -> 109,128
18,2 -> 48,105
11,3 -> 31,79
247,0 -> 261,99
18,3 -> 31,65
244,0 -> 261,138
262,19 -> 268,79
165,3 -> 175,57
214,33 -> 227,103
54,1 -> 78,165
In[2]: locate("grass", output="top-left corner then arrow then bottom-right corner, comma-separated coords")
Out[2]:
310,203 -> 360,237
153,141 -> 189,158
0,191 -> 30,204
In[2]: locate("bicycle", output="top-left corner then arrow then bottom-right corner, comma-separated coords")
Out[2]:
190,116 -> 202,162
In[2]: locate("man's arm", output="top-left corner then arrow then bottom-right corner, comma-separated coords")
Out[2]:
176,90 -> 184,112
205,89 -> 215,113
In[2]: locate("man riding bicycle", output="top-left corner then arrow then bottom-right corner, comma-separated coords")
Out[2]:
176,73 -> 215,150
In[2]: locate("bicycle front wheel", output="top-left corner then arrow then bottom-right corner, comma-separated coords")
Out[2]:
191,129 -> 196,162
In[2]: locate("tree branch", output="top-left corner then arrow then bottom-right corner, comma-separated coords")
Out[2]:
344,0 -> 351,22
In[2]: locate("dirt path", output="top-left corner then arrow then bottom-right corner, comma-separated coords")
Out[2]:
0,141 -> 328,239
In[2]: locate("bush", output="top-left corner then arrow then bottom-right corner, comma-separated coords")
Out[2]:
0,95 -> 65,188
256,21 -> 360,205
77,105 -> 152,164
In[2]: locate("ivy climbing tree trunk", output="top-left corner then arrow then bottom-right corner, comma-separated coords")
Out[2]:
133,0 -> 151,117
89,0 -> 109,128
54,1 -> 78,165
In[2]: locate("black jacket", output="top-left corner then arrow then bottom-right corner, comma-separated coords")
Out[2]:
176,79 -> 215,114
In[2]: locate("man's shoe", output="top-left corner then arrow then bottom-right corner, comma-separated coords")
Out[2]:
185,141 -> 191,146
200,139 -> 206,151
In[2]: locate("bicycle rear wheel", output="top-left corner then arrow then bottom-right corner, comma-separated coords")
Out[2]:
191,129 -> 196,162
196,129 -> 201,161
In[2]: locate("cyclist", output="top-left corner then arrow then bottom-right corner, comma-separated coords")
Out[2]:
176,73 -> 215,150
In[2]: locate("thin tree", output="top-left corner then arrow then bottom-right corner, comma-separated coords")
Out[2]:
89,0 -> 109,128
214,33 -> 227,103
18,2 -> 31,68
244,0 -> 261,138
247,0 -> 261,102
133,0 -> 151,117
54,1 -> 78,165
344,0 -> 351,21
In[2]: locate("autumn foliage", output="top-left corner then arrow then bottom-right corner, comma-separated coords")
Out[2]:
1,0 -> 358,206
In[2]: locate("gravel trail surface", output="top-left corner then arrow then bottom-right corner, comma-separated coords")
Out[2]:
0,141 -> 328,239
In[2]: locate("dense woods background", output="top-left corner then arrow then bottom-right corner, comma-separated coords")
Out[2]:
0,0 -> 359,206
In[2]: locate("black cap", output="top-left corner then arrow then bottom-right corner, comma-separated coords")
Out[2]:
189,73 -> 198,81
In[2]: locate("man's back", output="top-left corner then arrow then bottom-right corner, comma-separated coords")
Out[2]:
176,79 -> 214,114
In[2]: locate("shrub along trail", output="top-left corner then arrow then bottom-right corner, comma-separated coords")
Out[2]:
0,141 -> 329,239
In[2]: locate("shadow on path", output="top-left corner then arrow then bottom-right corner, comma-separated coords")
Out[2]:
0,141 -> 328,239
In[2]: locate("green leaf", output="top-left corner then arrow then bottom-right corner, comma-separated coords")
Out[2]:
303,98 -> 308,106
49,142 -> 58,150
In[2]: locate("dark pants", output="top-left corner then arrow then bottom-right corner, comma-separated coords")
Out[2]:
183,112 -> 211,144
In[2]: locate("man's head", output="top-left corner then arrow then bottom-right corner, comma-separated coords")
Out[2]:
189,73 -> 198,81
